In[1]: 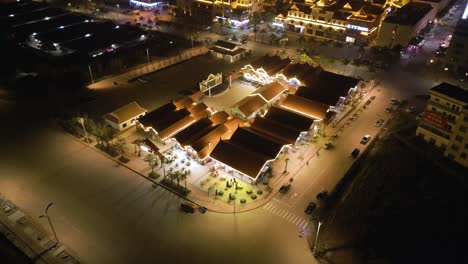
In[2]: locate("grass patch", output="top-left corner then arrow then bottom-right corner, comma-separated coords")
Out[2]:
118,156 -> 130,163
160,179 -> 191,196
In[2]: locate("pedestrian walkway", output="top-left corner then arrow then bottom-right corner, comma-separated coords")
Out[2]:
262,202 -> 309,230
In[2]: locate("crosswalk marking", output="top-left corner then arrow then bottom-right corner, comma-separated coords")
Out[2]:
262,202 -> 309,229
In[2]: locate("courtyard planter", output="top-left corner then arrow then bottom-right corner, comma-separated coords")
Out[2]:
240,198 -> 246,204
250,195 -> 257,200
246,189 -> 252,194
257,190 -> 263,195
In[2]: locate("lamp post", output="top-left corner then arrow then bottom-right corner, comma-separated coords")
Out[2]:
283,157 -> 289,173
39,203 -> 59,247
146,48 -> 150,66
312,221 -> 322,256
88,65 -> 94,83
79,117 -> 89,144
116,4 -> 120,20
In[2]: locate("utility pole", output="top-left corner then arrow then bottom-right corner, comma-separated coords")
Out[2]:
88,65 -> 94,83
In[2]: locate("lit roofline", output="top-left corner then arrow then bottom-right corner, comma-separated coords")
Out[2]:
130,0 -> 160,7
279,104 -> 325,121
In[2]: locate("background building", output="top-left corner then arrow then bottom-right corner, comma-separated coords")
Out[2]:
444,2 -> 468,76
376,2 -> 436,48
274,0 -> 390,45
416,83 -> 468,168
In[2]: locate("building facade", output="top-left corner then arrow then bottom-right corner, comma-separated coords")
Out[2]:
177,0 -> 263,27
274,0 -> 390,44
416,83 -> 468,168
444,2 -> 468,75
376,2 -> 435,48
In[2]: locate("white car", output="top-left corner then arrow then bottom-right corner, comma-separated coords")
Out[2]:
360,135 -> 371,144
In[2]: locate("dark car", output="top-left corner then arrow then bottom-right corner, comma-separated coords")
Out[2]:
304,202 -> 317,214
198,206 -> 208,214
316,190 -> 328,201
351,148 -> 360,158
279,183 -> 291,193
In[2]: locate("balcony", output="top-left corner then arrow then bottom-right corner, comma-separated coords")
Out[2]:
428,100 -> 461,114
418,122 -> 451,140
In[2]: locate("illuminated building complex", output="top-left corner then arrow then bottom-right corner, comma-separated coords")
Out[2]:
177,0 -> 263,27
274,0 -> 391,44
129,0 -> 162,8
416,83 -> 468,168
445,2 -> 468,75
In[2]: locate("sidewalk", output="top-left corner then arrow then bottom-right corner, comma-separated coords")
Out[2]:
0,194 -> 82,264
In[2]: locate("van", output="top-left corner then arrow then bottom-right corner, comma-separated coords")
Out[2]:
180,202 -> 197,213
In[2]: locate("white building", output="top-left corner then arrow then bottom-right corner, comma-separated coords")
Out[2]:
103,101 -> 147,131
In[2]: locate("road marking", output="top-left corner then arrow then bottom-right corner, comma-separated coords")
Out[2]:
262,202 -> 309,228
264,203 -> 272,210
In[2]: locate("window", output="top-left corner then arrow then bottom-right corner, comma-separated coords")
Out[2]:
461,152 -> 467,159
465,143 -> 468,149
435,97 -> 440,102
451,144 -> 459,151
318,16 -> 325,21
315,31 -> 324,36
465,115 -> 468,122
460,126 -> 467,133
455,135 -> 463,142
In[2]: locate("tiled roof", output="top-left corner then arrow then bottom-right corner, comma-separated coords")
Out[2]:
264,106 -> 315,132
280,94 -> 330,120
254,81 -> 287,102
233,95 -> 267,118
213,40 -> 238,50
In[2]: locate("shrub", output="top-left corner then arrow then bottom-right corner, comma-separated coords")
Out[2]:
250,195 -> 257,200
229,194 -> 236,200
218,191 -> 224,196
95,144 -> 119,157
148,171 -> 160,179
257,190 -> 263,195
118,156 -> 130,163
246,189 -> 253,194
240,198 -> 246,204
160,179 -> 191,196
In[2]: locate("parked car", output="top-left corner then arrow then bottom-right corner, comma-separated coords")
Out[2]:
180,202 -> 197,213
304,202 -> 317,214
390,98 -> 400,105
416,112 -> 424,121
279,183 -> 291,193
316,190 -> 328,201
198,206 -> 208,214
375,119 -> 385,127
406,106 -> 416,113
385,107 -> 393,113
351,148 -> 360,158
324,142 -> 333,149
370,95 -> 376,100
360,135 -> 371,144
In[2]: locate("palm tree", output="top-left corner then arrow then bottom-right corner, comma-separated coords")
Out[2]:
260,28 -> 267,42
159,155 -> 167,178
179,170 -> 190,189
144,154 -> 158,173
113,137 -> 128,157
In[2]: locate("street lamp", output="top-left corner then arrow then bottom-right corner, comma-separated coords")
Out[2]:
146,48 -> 151,66
39,203 -> 59,248
88,65 -> 94,83
79,117 -> 90,144
283,157 -> 289,173
312,221 -> 322,256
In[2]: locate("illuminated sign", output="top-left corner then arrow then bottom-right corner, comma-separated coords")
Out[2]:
129,0 -> 161,7
346,24 -> 368,32
423,111 -> 447,129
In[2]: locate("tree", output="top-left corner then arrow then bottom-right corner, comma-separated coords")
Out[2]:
159,155 -> 167,178
251,12 -> 262,28
113,137 -> 128,157
144,154 -> 158,173
179,170 -> 190,189
263,11 -> 276,23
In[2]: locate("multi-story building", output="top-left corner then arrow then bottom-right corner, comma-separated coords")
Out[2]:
274,0 -> 391,45
416,82 -> 468,168
445,2 -> 468,76
376,2 -> 435,48
176,0 -> 263,27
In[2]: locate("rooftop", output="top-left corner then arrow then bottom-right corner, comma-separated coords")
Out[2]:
103,101 -> 147,124
254,81 -> 287,102
232,94 -> 267,118
384,2 -> 433,25
264,106 -> 315,132
213,40 -> 238,50
430,83 -> 468,103
280,94 -> 330,120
